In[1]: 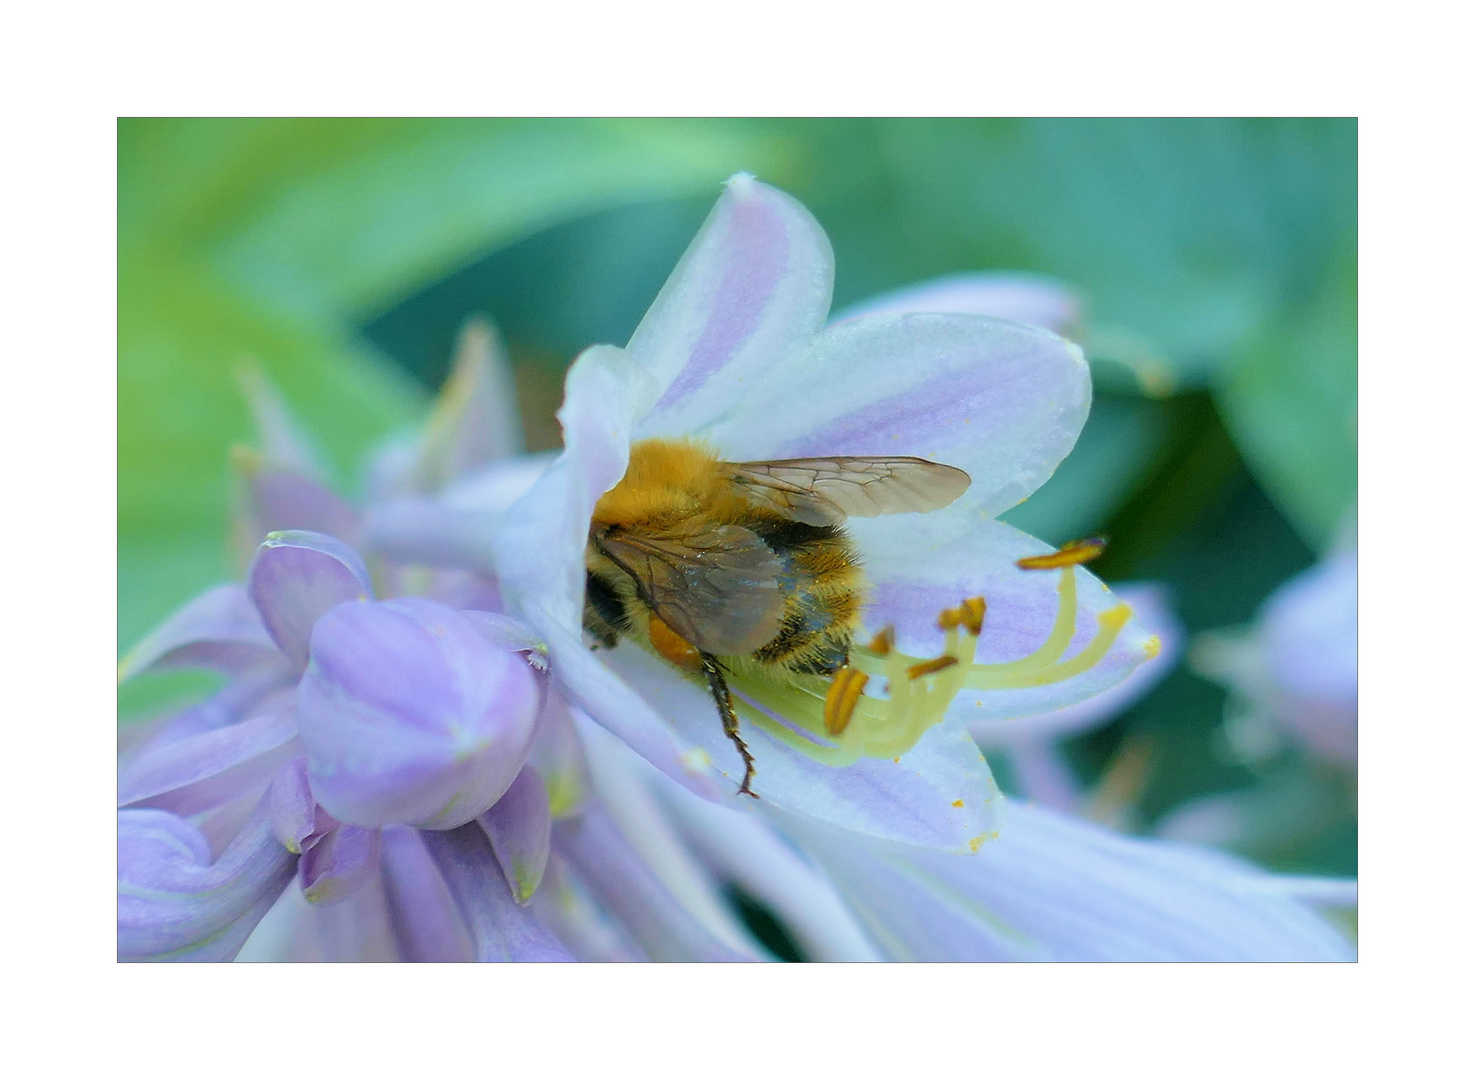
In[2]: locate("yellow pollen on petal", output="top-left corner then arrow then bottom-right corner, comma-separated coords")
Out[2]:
951,799 -> 965,808
680,747 -> 713,773
1144,634 -> 1162,660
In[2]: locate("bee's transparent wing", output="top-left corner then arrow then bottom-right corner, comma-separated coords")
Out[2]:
595,521 -> 787,656
724,457 -> 971,524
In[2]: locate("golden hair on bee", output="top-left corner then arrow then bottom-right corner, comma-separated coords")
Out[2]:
590,439 -> 748,531
583,436 -> 970,798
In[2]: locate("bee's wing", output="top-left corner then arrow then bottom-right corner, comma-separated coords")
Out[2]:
724,457 -> 971,524
595,521 -> 787,656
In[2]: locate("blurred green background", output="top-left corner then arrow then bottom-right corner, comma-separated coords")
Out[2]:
118,118 -> 1356,875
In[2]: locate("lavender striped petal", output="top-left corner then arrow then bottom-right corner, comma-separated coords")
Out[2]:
118,803 -> 297,962
119,702 -> 299,819
554,808 -> 758,962
787,802 -> 1355,961
299,823 -> 382,906
247,530 -> 373,669
118,583 -> 279,682
419,824 -> 574,962
478,766 -> 552,904
234,458 -> 359,550
699,314 -> 1091,529
379,826 -> 475,962
628,174 -> 834,437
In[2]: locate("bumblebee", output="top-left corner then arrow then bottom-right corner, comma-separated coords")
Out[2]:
583,437 -> 970,797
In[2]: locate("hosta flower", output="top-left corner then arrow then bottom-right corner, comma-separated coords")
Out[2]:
1154,547 -> 1357,868
1193,548 -> 1357,769
121,177 -> 1353,962
118,525 -> 565,960
379,174 -> 1160,853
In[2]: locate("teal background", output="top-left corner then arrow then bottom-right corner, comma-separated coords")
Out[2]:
118,118 -> 1356,876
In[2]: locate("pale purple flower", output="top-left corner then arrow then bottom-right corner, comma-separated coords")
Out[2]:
374,174 -> 1160,856
121,178 -> 1353,963
553,717 -> 1355,962
118,528 -> 567,962
1193,548 -> 1357,768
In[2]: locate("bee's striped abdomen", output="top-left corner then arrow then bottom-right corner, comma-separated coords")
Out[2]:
583,569 -> 630,648
747,518 -> 863,676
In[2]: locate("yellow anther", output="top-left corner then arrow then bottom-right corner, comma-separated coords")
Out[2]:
958,596 -> 986,636
907,655 -> 960,681
868,625 -> 896,655
938,596 -> 986,634
823,666 -> 870,736
1016,536 -> 1107,571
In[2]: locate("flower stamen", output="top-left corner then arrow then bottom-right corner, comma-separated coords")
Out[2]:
938,596 -> 986,635
725,562 -> 1131,769
907,655 -> 960,680
823,666 -> 870,735
1015,536 -> 1106,570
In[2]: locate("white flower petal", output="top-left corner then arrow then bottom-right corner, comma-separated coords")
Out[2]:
542,624 -> 721,803
654,780 -> 886,962
630,174 -> 834,437
831,271 -> 1081,337
691,314 -> 1090,525
492,345 -> 646,635
603,642 -> 1003,853
790,801 -> 1355,961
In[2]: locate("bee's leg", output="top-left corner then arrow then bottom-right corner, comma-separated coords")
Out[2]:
699,652 -> 757,799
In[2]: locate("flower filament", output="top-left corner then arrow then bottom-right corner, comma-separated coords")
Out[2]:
727,562 -> 1132,767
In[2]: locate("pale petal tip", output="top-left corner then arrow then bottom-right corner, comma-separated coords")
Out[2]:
723,171 -> 759,193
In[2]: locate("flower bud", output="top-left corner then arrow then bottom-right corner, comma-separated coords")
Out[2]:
297,597 -> 542,829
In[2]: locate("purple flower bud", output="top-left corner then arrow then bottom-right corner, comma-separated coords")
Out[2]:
297,597 -> 542,830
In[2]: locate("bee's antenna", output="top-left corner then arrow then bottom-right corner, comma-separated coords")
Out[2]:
699,652 -> 758,799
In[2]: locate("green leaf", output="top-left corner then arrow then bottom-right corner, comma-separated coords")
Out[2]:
118,249 -> 422,650
784,118 -> 1356,390
1215,248 -> 1357,551
119,119 -> 791,672
206,118 -> 789,321
1000,392 -> 1175,544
